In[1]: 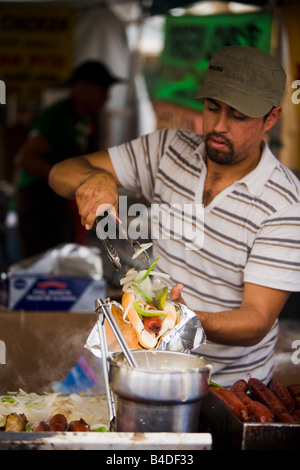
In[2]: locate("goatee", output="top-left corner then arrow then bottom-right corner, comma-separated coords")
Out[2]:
205,132 -> 235,164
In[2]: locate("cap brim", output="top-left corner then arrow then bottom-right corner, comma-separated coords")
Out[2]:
195,83 -> 274,118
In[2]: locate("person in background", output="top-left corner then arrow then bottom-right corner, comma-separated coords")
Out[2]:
14,60 -> 125,258
48,46 -> 300,388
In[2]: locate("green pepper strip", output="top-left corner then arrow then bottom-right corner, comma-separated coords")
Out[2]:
209,381 -> 224,388
132,283 -> 153,303
1,396 -> 15,403
138,257 -> 159,282
92,426 -> 107,432
133,301 -> 167,318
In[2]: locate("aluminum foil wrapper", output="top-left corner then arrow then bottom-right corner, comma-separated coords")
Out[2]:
157,303 -> 206,352
85,301 -> 206,358
8,243 -> 103,280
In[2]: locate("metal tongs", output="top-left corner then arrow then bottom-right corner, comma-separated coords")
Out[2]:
95,298 -> 138,431
94,210 -> 150,271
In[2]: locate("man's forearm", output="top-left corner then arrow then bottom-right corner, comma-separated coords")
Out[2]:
48,156 -> 101,199
49,151 -> 120,230
196,306 -> 275,347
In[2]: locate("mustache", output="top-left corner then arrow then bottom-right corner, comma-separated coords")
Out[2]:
205,132 -> 233,149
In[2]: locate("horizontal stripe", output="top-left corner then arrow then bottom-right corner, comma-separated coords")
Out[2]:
109,129 -> 300,386
230,190 -> 276,213
268,179 -> 299,203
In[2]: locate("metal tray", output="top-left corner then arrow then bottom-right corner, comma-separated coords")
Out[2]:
199,392 -> 300,450
0,432 -> 212,450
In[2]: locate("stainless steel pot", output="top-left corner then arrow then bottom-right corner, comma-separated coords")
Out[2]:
108,350 -> 212,432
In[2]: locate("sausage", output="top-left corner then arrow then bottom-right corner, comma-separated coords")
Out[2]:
287,384 -> 300,409
270,379 -> 295,412
35,421 -> 50,432
248,378 -> 296,423
68,418 -> 91,432
49,413 -> 68,431
293,409 -> 300,422
4,413 -> 27,432
210,387 -> 249,421
246,400 -> 275,423
287,384 -> 300,397
122,292 -> 178,349
231,379 -> 248,394
143,316 -> 162,334
230,380 -> 274,423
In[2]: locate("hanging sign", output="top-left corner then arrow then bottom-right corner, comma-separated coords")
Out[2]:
153,10 -> 273,114
0,5 -> 75,100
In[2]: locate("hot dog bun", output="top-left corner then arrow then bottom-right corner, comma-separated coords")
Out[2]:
122,292 -> 178,349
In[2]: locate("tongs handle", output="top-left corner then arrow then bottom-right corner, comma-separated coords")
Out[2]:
96,311 -> 116,424
94,210 -> 150,270
94,212 -> 121,271
95,299 -> 138,368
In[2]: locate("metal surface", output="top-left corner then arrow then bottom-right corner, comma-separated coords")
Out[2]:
94,216 -> 121,271
0,431 -> 212,450
94,298 -> 138,431
108,350 -> 212,433
94,303 -> 116,430
199,392 -> 300,450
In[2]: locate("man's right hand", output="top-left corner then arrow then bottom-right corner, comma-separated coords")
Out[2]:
75,170 -> 119,230
48,149 -> 121,230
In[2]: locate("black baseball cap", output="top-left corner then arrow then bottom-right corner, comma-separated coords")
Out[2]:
70,60 -> 126,88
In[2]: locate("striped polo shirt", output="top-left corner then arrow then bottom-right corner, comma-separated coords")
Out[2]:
109,128 -> 300,387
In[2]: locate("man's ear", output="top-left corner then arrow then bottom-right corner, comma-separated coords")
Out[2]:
264,106 -> 282,132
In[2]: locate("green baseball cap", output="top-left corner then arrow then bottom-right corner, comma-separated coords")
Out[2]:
195,46 -> 286,118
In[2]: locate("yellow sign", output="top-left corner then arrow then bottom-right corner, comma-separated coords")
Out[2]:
0,5 -> 75,100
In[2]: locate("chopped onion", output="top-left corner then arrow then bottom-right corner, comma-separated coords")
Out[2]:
132,242 -> 153,259
149,272 -> 170,280
123,300 -> 132,323
0,390 -> 109,429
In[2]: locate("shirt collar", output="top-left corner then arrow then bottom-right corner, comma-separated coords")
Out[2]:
195,139 -> 279,197
238,141 -> 279,196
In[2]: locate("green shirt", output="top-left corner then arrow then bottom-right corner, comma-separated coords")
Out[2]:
18,98 -> 94,189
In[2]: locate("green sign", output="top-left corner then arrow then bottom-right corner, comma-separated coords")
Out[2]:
154,11 -> 273,112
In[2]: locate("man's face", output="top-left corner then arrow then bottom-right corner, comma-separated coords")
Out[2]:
202,98 -> 268,166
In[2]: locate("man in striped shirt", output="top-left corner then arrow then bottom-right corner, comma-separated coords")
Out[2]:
49,46 -> 300,387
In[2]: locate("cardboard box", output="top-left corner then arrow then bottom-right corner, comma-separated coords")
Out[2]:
6,275 -> 106,312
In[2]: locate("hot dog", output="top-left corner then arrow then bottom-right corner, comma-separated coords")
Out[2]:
120,258 -> 180,349
122,291 -> 179,349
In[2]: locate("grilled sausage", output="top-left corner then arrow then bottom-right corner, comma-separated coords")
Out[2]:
143,316 -> 162,334
270,379 -> 295,412
68,418 -> 91,432
231,379 -> 248,394
287,384 -> 300,409
35,421 -> 51,432
210,387 -> 249,421
293,409 -> 300,422
230,380 -> 274,423
248,378 -> 296,423
49,413 -> 68,431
